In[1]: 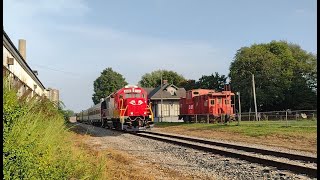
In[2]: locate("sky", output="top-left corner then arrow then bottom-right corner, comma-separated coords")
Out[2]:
3,0 -> 317,112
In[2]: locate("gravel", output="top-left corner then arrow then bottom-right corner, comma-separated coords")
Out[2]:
74,123 -> 316,180
151,128 -> 317,158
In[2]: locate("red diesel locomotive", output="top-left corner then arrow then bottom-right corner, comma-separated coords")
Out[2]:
178,88 -> 235,123
77,85 -> 154,131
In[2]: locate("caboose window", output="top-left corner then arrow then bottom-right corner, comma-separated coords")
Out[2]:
225,100 -> 229,104
210,100 -> 215,105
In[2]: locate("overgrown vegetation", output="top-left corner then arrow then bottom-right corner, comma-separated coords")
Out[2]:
3,78 -> 107,179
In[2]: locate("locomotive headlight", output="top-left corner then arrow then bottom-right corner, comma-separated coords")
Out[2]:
144,112 -> 146,114
131,112 -> 133,115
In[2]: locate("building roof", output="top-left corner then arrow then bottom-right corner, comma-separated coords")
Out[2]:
3,29 -> 46,90
145,83 -> 186,100
144,87 -> 154,95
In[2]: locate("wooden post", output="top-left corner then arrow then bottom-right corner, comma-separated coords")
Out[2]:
195,114 -> 197,123
286,110 -> 288,127
207,114 -> 209,124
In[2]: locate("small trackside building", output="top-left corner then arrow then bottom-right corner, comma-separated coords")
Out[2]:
145,80 -> 186,122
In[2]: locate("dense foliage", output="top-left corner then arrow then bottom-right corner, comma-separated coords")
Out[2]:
139,70 -> 227,92
229,41 -> 317,111
179,79 -> 197,91
3,78 -> 106,179
196,72 -> 227,91
138,69 -> 186,88
179,72 -> 227,91
92,67 -> 128,104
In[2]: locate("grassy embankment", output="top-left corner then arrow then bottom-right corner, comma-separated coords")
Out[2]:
3,79 -> 109,179
154,120 -> 317,153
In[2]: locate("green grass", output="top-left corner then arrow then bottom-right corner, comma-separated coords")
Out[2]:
3,78 -> 107,179
154,120 -> 317,137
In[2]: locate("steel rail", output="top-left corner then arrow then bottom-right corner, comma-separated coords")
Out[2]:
140,131 -> 317,163
132,132 -> 317,178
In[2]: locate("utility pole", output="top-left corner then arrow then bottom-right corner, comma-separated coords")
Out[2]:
160,73 -> 163,122
236,92 -> 241,124
252,74 -> 258,121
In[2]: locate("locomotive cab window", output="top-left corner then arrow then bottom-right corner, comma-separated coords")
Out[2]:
133,93 -> 141,98
125,93 -> 131,98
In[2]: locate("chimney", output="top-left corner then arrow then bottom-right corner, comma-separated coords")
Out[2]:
163,80 -> 168,84
18,39 -> 26,61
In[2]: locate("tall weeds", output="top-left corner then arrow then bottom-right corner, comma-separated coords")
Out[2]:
3,78 -> 107,179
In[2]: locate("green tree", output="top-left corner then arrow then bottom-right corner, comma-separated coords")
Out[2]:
138,70 -> 186,87
92,67 -> 127,104
179,79 -> 197,91
229,41 -> 317,111
196,72 -> 227,91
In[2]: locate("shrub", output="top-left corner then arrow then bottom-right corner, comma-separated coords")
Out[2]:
3,78 -> 106,179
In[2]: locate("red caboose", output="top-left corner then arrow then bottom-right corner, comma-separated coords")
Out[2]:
179,88 -> 235,123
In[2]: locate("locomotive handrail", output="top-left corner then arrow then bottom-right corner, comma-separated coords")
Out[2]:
146,102 -> 154,122
119,98 -> 127,124
119,98 -> 125,115
120,98 -> 124,111
123,106 -> 128,116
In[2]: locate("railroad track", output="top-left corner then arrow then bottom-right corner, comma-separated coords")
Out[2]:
132,131 -> 317,178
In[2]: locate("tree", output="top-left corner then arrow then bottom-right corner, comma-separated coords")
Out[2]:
179,79 -> 197,91
229,41 -> 317,112
92,67 -> 128,104
138,70 -> 186,88
195,72 -> 227,91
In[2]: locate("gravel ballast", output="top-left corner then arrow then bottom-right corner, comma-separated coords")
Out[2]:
74,123 -> 315,180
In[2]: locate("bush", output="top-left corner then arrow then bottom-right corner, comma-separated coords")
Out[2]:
3,78 -> 106,179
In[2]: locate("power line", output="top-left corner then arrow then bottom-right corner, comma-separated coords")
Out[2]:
29,63 -> 79,76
